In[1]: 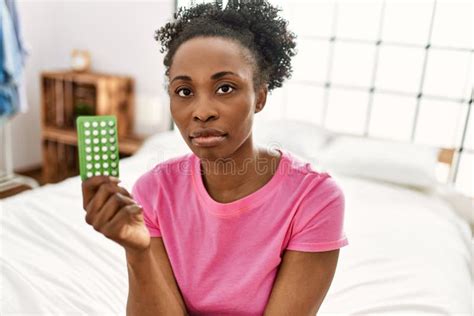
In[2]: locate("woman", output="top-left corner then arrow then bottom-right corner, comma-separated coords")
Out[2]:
81,1 -> 348,315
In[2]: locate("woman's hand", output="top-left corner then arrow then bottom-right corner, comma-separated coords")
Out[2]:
81,176 -> 151,254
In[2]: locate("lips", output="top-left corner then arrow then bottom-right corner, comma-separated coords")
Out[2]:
191,135 -> 227,147
189,128 -> 228,148
190,128 -> 227,138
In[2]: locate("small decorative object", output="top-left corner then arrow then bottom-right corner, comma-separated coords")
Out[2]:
71,49 -> 91,72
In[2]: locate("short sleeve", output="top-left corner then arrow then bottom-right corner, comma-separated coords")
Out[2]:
286,175 -> 348,252
131,172 -> 162,238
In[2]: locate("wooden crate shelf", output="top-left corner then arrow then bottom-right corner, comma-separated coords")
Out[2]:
40,70 -> 143,184
42,126 -> 144,156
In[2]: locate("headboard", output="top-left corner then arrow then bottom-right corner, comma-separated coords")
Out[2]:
438,148 -> 455,166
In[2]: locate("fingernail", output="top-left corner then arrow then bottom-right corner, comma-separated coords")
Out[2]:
109,176 -> 121,183
116,192 -> 124,198
128,204 -> 142,214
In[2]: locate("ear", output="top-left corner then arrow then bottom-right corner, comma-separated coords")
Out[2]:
255,84 -> 268,114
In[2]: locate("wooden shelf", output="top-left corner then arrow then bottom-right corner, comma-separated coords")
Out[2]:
40,70 -> 138,183
42,126 -> 78,146
42,126 -> 144,156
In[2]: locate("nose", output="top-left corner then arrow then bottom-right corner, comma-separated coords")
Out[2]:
192,99 -> 219,123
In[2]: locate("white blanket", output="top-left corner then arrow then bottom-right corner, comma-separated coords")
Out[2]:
1,139 -> 472,315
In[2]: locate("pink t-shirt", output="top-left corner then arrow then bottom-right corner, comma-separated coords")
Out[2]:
131,148 -> 348,315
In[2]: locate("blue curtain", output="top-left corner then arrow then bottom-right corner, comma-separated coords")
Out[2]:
0,0 -> 27,119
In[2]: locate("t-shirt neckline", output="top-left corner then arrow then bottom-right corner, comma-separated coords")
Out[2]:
191,148 -> 288,217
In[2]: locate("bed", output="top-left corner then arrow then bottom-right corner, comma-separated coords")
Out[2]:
1,119 -> 472,315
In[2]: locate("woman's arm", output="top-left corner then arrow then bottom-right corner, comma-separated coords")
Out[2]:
126,237 -> 188,316
263,249 -> 340,316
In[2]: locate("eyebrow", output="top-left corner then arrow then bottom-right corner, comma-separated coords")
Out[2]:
170,71 -> 240,84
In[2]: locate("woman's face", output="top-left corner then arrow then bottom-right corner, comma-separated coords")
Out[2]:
168,36 -> 267,160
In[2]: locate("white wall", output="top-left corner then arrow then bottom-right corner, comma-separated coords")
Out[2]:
13,0 -> 174,170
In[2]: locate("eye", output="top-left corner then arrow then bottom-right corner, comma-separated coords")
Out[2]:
216,84 -> 235,95
176,88 -> 193,97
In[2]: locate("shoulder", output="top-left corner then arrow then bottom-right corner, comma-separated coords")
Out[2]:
282,149 -> 345,205
132,152 -> 194,192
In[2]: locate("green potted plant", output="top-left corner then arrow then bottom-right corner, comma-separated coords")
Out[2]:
73,102 -> 94,127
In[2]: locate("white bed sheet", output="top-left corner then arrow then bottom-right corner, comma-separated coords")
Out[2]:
1,134 -> 472,315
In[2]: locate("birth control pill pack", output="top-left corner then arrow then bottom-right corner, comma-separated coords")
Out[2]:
76,115 -> 120,181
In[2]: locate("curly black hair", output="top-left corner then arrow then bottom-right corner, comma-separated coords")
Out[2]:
154,0 -> 297,93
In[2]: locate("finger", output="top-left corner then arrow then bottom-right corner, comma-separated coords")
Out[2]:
82,176 -> 120,209
84,182 -> 128,225
102,204 -> 143,240
117,186 -> 134,199
117,192 -> 137,205
122,203 -> 143,214
108,185 -> 138,205
85,181 -> 129,214
92,192 -> 135,230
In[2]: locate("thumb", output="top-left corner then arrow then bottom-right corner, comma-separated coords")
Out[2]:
124,203 -> 143,214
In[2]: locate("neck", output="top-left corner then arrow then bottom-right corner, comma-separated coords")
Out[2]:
199,139 -> 280,203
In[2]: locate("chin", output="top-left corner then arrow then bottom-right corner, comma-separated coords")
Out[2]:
193,148 -> 224,160
192,144 -> 238,163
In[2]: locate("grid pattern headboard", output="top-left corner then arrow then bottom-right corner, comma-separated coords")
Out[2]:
174,0 -> 472,193
279,0 -> 472,187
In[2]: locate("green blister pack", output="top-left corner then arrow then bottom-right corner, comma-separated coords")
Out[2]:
76,115 -> 120,181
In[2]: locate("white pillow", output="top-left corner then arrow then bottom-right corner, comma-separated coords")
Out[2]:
317,135 -> 440,191
253,119 -> 334,159
135,129 -> 189,156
